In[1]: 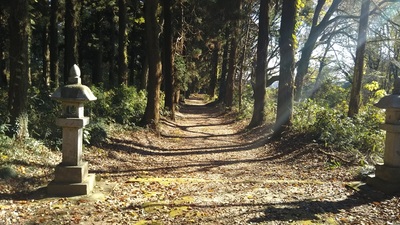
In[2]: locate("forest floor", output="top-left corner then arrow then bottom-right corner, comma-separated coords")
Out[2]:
1,95 -> 400,224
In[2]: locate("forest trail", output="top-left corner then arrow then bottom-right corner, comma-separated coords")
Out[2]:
84,95 -> 397,224
1,96 -> 399,224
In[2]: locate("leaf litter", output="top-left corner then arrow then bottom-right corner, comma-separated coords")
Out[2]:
1,97 -> 399,224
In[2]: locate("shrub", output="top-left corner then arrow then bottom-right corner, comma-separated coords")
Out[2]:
88,85 -> 115,121
292,99 -> 323,134
111,86 -> 147,125
0,124 -> 13,156
236,84 -> 254,120
27,88 -> 62,149
89,85 -> 147,125
235,85 -> 277,122
85,119 -> 108,145
292,100 -> 385,154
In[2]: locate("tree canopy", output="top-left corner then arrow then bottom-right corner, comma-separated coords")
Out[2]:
0,0 -> 399,138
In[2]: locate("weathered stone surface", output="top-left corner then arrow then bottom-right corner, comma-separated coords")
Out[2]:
369,87 -> 400,194
47,173 -> 96,196
381,132 -> 400,166
367,174 -> 400,194
375,95 -> 400,109
54,161 -> 89,183
60,127 -> 83,166
51,65 -> 96,103
374,164 -> 400,183
52,84 -> 97,102
56,118 -> 89,128
47,65 -> 96,196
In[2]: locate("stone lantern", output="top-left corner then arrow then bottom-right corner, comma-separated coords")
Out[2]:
367,78 -> 400,194
47,65 -> 97,196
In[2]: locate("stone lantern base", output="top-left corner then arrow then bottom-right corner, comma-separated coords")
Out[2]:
47,161 -> 96,196
367,164 -> 400,194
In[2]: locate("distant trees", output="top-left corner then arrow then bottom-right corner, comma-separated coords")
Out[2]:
0,0 -> 399,135
294,0 -> 342,101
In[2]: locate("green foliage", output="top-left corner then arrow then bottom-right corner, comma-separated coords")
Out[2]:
363,80 -> 387,104
325,159 -> 341,170
264,88 -> 278,122
175,55 -> 190,92
0,166 -> 17,179
1,84 -> 151,151
235,85 -> 277,123
112,86 -> 147,125
292,99 -> 323,134
236,84 -> 254,120
85,119 -> 108,145
88,85 -> 114,120
0,90 -> 8,126
27,88 -> 62,149
89,85 -> 147,126
292,99 -> 385,154
0,123 -> 12,156
312,81 -> 349,108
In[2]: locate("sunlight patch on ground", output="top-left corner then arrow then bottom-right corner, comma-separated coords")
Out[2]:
127,176 -> 328,186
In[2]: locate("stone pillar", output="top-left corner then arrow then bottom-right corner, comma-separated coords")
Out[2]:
367,78 -> 400,194
47,65 -> 97,196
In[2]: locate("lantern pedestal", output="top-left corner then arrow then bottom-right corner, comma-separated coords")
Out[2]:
47,65 -> 97,196
367,164 -> 400,194
366,82 -> 400,194
47,173 -> 96,196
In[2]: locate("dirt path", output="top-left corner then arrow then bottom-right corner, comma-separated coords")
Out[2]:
1,97 -> 399,224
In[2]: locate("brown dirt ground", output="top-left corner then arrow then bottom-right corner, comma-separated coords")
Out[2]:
1,96 -> 400,224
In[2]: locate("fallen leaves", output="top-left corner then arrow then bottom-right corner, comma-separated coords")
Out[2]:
1,99 -> 399,224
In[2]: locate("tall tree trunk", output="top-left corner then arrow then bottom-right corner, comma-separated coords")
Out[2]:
238,19 -> 250,111
93,17 -> 104,85
140,55 -> 149,91
163,0 -> 175,119
348,0 -> 370,117
249,0 -> 269,128
225,0 -> 242,108
64,0 -> 79,84
0,32 -> 5,88
50,0 -> 59,89
8,0 -> 30,137
274,0 -> 297,136
294,0 -> 342,101
118,0 -> 128,86
41,25 -> 50,89
0,8 -> 7,88
218,27 -> 230,103
208,41 -> 219,99
225,32 -> 238,108
142,0 -> 162,129
108,5 -> 117,89
173,1 -> 185,106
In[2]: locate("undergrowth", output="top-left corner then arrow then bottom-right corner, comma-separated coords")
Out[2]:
0,85 -> 150,169
292,99 -> 385,156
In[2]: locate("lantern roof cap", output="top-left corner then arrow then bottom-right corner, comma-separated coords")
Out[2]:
51,65 -> 97,102
375,94 -> 400,109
